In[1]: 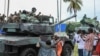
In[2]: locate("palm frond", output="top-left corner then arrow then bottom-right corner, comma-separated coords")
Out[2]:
64,0 -> 83,14
73,0 -> 82,11
63,0 -> 71,2
75,4 -> 81,11
67,2 -> 73,13
76,0 -> 83,6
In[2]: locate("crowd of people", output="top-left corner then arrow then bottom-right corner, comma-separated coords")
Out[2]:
0,7 -> 41,23
73,28 -> 100,56
35,27 -> 100,56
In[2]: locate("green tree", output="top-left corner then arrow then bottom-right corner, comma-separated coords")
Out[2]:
66,22 -> 81,34
63,0 -> 83,22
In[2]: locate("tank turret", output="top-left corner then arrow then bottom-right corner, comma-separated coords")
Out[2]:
75,14 -> 100,32
80,15 -> 99,27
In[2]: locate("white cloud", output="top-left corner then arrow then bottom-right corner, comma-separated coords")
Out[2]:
78,0 -> 100,21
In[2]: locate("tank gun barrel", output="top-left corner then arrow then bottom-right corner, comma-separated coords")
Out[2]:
52,14 -> 76,26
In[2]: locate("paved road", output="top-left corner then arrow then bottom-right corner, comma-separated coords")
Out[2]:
71,52 -> 73,56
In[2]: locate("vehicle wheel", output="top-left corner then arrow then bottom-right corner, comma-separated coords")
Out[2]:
62,44 -> 72,56
20,48 -> 36,56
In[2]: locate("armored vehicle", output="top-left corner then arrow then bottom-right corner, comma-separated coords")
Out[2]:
0,14 -> 76,56
66,14 -> 100,40
75,14 -> 100,32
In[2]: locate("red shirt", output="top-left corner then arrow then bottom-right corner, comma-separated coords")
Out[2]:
56,40 -> 63,56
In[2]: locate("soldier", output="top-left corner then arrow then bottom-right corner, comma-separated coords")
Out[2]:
20,10 -> 28,23
31,7 -> 41,18
8,14 -> 14,23
29,13 -> 39,23
31,7 -> 37,17
0,14 -> 6,23
12,13 -> 20,23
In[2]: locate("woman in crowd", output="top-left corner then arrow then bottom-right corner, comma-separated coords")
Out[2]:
95,33 -> 100,55
53,35 -> 63,56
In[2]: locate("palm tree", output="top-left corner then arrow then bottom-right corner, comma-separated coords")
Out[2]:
63,0 -> 83,22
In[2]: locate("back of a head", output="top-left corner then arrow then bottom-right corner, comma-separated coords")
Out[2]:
32,7 -> 37,13
22,10 -> 27,14
54,35 -> 59,40
81,30 -> 86,35
77,29 -> 81,34
88,28 -> 93,34
46,40 -> 51,45
93,30 -> 96,34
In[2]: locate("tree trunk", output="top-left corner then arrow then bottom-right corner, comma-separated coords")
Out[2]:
74,10 -> 77,22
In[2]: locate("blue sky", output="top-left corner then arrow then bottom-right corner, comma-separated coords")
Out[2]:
0,0 -> 100,22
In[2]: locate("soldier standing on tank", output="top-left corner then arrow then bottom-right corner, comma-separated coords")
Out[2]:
20,10 -> 28,23
12,11 -> 19,23
27,13 -> 39,23
0,14 -> 6,23
31,7 -> 41,22
31,7 -> 41,17
31,7 -> 37,16
7,14 -> 13,23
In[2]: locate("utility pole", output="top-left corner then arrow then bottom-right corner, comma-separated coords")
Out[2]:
4,0 -> 6,15
57,0 -> 62,33
57,0 -> 59,23
60,0 -> 62,21
94,0 -> 96,17
7,0 -> 10,19
59,0 -> 62,32
57,0 -> 61,33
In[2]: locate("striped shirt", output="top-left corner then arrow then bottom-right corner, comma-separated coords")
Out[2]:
84,33 -> 95,51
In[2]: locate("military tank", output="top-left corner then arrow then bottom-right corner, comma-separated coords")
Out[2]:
0,14 -> 76,56
66,14 -> 100,40
75,14 -> 100,33
2,15 -> 54,35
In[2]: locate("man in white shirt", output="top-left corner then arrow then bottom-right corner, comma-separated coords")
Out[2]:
73,30 -> 85,56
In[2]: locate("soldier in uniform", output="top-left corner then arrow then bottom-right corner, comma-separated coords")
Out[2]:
20,10 -> 28,23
